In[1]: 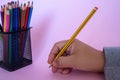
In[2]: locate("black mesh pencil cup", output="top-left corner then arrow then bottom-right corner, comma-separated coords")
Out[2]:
0,28 -> 32,71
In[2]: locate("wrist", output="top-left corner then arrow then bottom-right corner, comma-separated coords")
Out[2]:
97,50 -> 105,72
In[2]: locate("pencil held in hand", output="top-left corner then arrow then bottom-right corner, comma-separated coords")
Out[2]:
49,6 -> 98,68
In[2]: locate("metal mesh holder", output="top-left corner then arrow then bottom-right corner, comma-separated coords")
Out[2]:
0,28 -> 32,71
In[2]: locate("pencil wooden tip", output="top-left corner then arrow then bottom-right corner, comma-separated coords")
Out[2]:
24,3 -> 26,7
32,1 -> 33,5
15,1 -> 17,4
21,3 -> 22,6
3,5 -> 5,8
94,7 -> 98,10
28,1 -> 30,3
8,2 -> 11,5
17,0 -> 19,3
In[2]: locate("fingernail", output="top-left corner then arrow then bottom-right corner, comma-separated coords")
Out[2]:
47,59 -> 52,64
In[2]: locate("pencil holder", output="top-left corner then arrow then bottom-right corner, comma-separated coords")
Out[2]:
0,28 -> 32,71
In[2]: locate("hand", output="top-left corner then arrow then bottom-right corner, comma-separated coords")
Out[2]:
47,39 -> 105,74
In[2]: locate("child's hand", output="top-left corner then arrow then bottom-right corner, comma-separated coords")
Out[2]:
47,39 -> 105,74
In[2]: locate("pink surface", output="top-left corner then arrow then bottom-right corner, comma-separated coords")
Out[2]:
0,0 -> 120,80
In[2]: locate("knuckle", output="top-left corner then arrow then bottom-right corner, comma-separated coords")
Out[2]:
54,41 -> 60,47
56,58 -> 62,66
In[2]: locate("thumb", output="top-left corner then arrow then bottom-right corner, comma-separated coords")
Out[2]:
52,56 -> 74,68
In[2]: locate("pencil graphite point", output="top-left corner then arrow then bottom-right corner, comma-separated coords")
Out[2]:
21,4 -> 22,7
17,0 -> 19,4
11,1 -> 14,4
49,65 -> 52,68
28,1 -> 30,7
31,1 -> 33,6
28,1 -> 30,4
3,5 -> 5,8
8,2 -> 11,5
24,3 -> 26,7
1,6 -> 3,11
1,5 -> 2,9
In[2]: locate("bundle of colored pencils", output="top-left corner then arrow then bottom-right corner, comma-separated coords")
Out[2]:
0,1 -> 33,32
0,1 -> 33,66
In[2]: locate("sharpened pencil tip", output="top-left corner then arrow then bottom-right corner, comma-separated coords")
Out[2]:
0,24 -> 3,32
32,1 -> 33,5
24,3 -> 26,7
28,1 -> 30,4
49,65 -> 52,68
11,1 -> 14,4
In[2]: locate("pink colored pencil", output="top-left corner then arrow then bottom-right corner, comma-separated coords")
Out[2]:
6,9 -> 10,32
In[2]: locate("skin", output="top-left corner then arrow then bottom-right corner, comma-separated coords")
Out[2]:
48,39 -> 105,75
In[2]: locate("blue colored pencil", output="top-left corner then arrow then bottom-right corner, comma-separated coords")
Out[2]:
27,1 -> 33,28
14,2 -> 19,63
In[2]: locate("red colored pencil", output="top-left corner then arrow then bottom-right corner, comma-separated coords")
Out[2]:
24,1 -> 30,30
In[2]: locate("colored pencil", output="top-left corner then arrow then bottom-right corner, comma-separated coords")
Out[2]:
6,9 -> 10,32
1,6 -> 4,28
3,6 -> 7,32
27,1 -> 33,28
24,1 -> 30,29
9,2 -> 13,65
0,1 -> 33,66
9,4 -> 13,32
18,1 -> 21,30
21,3 -> 26,30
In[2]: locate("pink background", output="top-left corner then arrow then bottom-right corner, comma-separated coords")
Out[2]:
0,0 -> 120,80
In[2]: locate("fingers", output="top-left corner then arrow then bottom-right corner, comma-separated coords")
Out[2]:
52,55 -> 74,68
62,68 -> 72,75
58,68 -> 72,75
51,66 -> 72,74
48,45 -> 59,64
52,66 -> 57,73
51,55 -> 73,74
48,40 -> 68,64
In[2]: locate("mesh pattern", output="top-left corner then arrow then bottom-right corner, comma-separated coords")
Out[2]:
0,28 -> 32,71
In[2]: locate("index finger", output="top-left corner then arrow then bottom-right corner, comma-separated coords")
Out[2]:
47,40 -> 67,64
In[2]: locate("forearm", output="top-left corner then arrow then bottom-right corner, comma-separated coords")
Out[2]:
104,47 -> 120,80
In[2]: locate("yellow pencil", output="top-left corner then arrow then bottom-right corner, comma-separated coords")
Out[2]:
4,6 -> 7,32
50,6 -> 98,67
